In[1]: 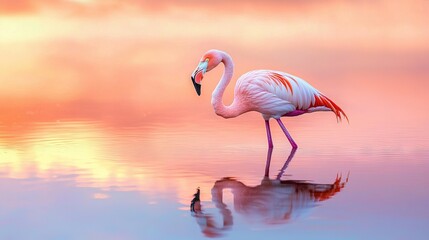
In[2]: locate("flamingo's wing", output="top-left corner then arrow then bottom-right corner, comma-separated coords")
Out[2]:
235,71 -> 296,118
308,94 -> 349,121
281,72 -> 348,121
236,70 -> 348,121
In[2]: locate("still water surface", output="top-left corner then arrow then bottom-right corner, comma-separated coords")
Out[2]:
0,114 -> 428,239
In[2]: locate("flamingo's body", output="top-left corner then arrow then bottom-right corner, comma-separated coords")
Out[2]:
191,50 -> 347,148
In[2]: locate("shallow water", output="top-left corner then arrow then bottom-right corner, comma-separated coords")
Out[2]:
0,112 -> 428,239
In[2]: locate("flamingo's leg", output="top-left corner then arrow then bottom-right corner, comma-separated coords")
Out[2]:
276,118 -> 298,149
265,120 -> 274,149
264,147 -> 274,177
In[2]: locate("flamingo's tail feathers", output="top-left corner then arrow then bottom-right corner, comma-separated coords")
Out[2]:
313,94 -> 349,123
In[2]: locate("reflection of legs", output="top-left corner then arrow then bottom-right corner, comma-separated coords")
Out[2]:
276,118 -> 298,149
264,147 -> 274,177
265,120 -> 274,149
276,148 -> 297,180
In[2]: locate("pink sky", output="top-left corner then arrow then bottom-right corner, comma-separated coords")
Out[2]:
0,0 -> 428,124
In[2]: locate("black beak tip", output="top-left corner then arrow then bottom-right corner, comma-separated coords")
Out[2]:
191,76 -> 201,96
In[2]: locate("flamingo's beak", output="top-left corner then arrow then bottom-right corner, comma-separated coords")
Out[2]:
191,75 -> 201,96
191,61 -> 208,96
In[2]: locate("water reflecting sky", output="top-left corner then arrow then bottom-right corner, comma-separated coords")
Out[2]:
1,1 -> 429,239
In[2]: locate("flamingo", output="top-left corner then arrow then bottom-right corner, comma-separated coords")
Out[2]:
191,49 -> 348,149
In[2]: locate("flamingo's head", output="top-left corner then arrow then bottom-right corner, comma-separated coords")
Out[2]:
191,50 -> 223,96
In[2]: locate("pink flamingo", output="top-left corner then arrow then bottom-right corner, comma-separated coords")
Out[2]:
191,49 -> 348,149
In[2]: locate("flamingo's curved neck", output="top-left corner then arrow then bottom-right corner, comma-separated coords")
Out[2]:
211,52 -> 242,118
212,180 -> 246,204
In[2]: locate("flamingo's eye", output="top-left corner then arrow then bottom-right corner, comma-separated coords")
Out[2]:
205,58 -> 209,63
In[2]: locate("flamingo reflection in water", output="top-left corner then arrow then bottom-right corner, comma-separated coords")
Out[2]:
190,148 -> 348,237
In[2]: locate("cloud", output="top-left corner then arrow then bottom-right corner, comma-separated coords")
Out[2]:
2,0 -> 428,50
0,0 -> 37,14
0,0 -> 118,15
0,0 -> 331,15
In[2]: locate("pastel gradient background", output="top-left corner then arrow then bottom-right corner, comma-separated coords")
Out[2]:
0,1 -> 428,239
